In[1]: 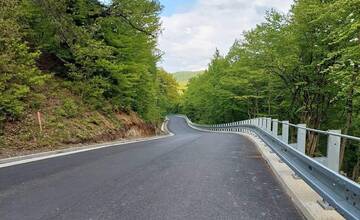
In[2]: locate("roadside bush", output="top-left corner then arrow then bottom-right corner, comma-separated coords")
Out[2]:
69,76 -> 112,111
56,98 -> 79,118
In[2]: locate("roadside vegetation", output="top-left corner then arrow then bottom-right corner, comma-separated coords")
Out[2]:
0,0 -> 180,157
181,0 -> 360,180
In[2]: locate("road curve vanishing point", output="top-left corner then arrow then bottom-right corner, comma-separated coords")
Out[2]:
0,116 -> 302,220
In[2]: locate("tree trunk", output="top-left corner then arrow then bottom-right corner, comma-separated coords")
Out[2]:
340,71 -> 358,169
307,131 -> 319,156
307,119 -> 321,156
352,159 -> 360,182
301,98 -> 322,156
255,92 -> 259,117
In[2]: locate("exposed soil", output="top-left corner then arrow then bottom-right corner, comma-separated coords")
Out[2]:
0,111 -> 160,159
0,81 -> 162,159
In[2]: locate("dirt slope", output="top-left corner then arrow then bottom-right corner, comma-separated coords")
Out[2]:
0,81 -> 160,158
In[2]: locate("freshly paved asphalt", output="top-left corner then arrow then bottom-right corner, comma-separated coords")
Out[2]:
0,116 -> 302,220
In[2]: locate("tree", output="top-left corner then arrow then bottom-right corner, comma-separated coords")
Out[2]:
182,0 -> 360,180
0,0 -> 46,124
315,0 -> 360,176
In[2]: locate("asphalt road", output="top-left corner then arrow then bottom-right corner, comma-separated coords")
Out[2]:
0,116 -> 302,220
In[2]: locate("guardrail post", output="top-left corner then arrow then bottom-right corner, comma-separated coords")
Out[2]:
261,118 -> 265,129
297,124 -> 306,154
282,121 -> 289,144
327,130 -> 341,172
266,118 -> 272,132
272,119 -> 278,137
263,118 -> 266,129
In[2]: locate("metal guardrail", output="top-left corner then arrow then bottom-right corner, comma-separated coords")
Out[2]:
182,116 -> 360,220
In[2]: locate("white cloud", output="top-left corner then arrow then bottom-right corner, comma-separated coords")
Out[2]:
158,0 -> 293,72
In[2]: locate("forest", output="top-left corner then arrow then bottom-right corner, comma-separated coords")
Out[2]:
182,0 -> 360,180
0,0 -> 179,154
1,0 -> 359,180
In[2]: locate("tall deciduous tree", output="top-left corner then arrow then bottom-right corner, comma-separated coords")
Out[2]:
182,0 -> 360,180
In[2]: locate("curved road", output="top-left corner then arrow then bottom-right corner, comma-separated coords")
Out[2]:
0,116 -> 302,219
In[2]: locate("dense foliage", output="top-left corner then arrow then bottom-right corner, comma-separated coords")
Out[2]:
182,0 -> 360,180
0,0 -> 179,127
0,1 -> 47,123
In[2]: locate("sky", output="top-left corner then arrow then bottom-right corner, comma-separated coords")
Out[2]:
158,0 -> 293,72
99,0 -> 294,73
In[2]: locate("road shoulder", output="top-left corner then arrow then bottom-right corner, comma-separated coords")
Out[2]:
181,116 -> 344,220
239,132 -> 344,220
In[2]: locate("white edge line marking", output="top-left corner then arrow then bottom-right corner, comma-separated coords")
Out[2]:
0,120 -> 174,169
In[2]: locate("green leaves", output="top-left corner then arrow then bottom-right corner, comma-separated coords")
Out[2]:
110,0 -> 162,38
182,0 -> 360,179
0,1 -> 47,119
0,0 -> 176,126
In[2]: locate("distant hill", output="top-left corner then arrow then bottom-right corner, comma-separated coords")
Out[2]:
172,70 -> 204,84
172,70 -> 204,94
